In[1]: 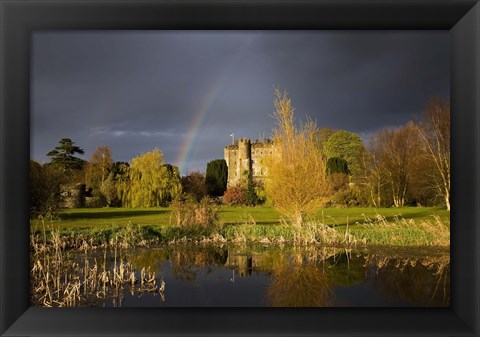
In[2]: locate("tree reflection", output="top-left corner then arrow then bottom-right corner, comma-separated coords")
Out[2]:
117,245 -> 450,307
266,258 -> 333,307
366,254 -> 450,306
323,250 -> 366,287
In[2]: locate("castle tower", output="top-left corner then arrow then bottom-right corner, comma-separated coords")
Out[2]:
236,138 -> 252,183
224,137 -> 274,188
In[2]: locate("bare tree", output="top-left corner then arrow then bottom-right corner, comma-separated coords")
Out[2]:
417,97 -> 450,210
91,146 -> 114,187
358,146 -> 388,208
370,122 -> 421,207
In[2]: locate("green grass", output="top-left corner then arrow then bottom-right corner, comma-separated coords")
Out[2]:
312,207 -> 450,229
31,206 -> 450,247
32,205 -> 449,230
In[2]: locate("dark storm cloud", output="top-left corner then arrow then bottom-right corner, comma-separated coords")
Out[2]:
32,31 -> 449,175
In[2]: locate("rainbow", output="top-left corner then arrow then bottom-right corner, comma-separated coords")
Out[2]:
175,76 -> 225,175
176,36 -> 254,175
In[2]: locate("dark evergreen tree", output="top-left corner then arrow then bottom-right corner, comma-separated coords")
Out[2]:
245,172 -> 259,206
110,161 -> 130,178
47,138 -> 86,171
205,159 -> 228,197
327,157 -> 350,175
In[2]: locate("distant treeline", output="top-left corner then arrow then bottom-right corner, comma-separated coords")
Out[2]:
30,96 -> 450,218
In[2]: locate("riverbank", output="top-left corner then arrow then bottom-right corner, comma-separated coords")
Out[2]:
31,206 -> 450,248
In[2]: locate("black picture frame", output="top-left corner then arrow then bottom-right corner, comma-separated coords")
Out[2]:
1,1 -> 479,336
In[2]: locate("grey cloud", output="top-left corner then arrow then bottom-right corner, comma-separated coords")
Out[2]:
32,31 -> 449,174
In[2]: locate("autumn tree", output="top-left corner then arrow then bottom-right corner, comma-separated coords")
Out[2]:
181,171 -> 207,201
417,97 -> 451,210
264,89 -> 331,227
47,138 -> 86,172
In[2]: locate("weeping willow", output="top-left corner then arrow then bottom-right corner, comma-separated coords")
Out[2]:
119,148 -> 182,208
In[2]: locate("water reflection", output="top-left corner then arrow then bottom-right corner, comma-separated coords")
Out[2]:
366,253 -> 450,306
31,245 -> 449,307
267,261 -> 333,307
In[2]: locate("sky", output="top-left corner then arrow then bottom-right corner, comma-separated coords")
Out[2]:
31,31 -> 449,176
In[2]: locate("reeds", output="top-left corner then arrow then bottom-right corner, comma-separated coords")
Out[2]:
30,221 -> 165,307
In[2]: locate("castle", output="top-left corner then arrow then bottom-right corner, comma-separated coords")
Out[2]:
224,138 -> 275,187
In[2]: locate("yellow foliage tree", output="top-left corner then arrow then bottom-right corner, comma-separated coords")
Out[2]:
124,148 -> 182,207
264,89 -> 332,227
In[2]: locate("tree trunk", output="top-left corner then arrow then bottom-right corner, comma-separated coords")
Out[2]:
293,211 -> 303,228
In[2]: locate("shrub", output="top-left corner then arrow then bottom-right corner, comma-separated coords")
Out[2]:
329,172 -> 349,191
222,186 -> 246,205
170,195 -> 221,235
85,190 -> 107,208
329,183 -> 368,208
255,187 -> 268,204
30,160 -> 66,218
245,175 -> 259,206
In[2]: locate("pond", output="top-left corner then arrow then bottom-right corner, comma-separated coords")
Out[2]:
30,244 -> 449,307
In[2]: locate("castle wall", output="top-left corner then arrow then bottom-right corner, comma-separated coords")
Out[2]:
251,141 -> 274,181
224,138 -> 274,187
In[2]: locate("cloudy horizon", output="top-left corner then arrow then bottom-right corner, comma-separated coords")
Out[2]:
31,30 -> 449,175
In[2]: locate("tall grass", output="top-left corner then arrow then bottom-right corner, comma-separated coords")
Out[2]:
351,214 -> 450,247
169,196 -> 222,237
30,220 -> 165,307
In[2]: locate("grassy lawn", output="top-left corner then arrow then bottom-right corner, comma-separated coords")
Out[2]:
32,205 -> 450,231
313,207 -> 450,229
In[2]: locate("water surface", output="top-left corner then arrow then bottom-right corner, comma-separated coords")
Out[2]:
31,244 -> 450,307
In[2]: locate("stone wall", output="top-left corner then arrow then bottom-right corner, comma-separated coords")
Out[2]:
59,183 -> 86,208
224,138 -> 274,187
